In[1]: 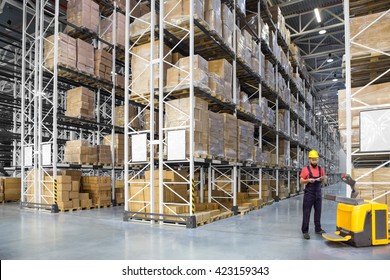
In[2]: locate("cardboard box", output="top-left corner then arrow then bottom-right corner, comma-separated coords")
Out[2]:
65,87 -> 95,120
72,198 -> 80,208
101,12 -> 126,46
58,201 -> 73,209
222,113 -> 237,160
71,181 -> 80,192
209,111 -> 224,158
76,39 -> 94,75
44,33 -> 77,69
66,0 -> 99,33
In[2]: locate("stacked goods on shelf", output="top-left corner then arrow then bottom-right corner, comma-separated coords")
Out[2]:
338,82 -> 390,150
290,94 -> 298,113
208,111 -> 224,159
278,73 -> 290,103
103,134 -> 129,165
250,99 -> 264,121
128,170 -> 188,217
221,4 -> 234,49
306,91 -> 313,108
44,33 -> 76,69
114,105 -> 140,129
237,120 -> 254,162
260,98 -> 275,127
129,11 -> 159,37
101,12 -> 126,47
238,92 -> 251,113
247,178 -> 271,202
115,73 -> 125,88
208,59 -> 233,102
164,0 -> 204,24
41,175 -> 79,209
65,86 -> 95,120
204,0 -> 222,37
76,39 -> 94,75
264,61 -> 275,90
271,180 -> 288,199
115,180 -> 124,204
292,72 -> 304,94
81,176 -> 112,206
289,43 -> 303,69
61,170 -> 84,208
352,168 -> 390,208
290,120 -> 298,141
280,49 -> 291,76
141,108 -> 159,132
166,55 -> 209,92
269,31 -> 281,62
66,0 -> 99,33
278,140 -> 290,167
63,140 -> 98,164
94,49 -> 112,82
165,97 -> 209,157
269,6 -> 291,45
97,145 -> 112,165
222,113 -> 238,161
131,41 -> 172,94
0,177 -> 21,201
278,109 -> 290,135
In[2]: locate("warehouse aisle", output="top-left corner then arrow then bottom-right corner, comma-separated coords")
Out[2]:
0,183 -> 389,260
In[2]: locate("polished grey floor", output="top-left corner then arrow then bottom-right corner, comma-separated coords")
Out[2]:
0,183 -> 389,260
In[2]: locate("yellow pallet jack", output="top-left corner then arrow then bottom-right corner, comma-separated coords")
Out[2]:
322,174 -> 390,247
322,195 -> 389,247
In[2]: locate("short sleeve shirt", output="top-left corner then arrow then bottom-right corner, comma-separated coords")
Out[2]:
300,166 -> 325,179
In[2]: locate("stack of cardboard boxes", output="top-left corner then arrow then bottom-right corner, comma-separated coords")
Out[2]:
237,120 -> 254,162
63,140 -> 98,164
222,113 -> 237,161
94,49 -> 112,81
115,180 -> 125,204
103,134 -> 129,165
101,12 -> 126,46
129,11 -> 158,37
208,59 -> 233,103
66,0 -> 99,33
114,105 -> 140,129
65,86 -> 95,120
76,39 -> 94,75
131,41 -> 172,94
164,0 -> 204,24
81,176 -> 112,206
0,177 -> 21,202
44,33 -> 76,70
97,145 -> 112,165
221,4 -> 234,49
204,0 -> 222,37
208,111 -> 224,159
165,97 -> 209,157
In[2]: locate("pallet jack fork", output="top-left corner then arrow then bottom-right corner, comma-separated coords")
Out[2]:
322,175 -> 390,247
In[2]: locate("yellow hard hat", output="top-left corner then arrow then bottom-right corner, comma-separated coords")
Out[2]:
308,150 -> 319,158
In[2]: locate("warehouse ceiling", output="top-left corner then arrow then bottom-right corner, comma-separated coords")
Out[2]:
269,0 -> 345,127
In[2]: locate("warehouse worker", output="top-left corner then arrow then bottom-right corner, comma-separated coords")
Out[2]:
300,150 -> 326,240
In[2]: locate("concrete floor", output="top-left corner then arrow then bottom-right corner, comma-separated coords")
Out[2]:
0,183 -> 389,260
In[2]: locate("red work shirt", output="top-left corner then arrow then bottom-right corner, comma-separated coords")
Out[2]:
300,166 -> 325,179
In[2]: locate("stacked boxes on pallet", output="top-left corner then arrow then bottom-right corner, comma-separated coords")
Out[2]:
204,0 -> 222,37
61,170 -> 85,208
208,59 -> 233,103
103,134 -> 130,165
65,86 -> 95,120
94,49 -> 112,81
115,180 -> 124,204
97,145 -> 112,165
66,0 -> 99,33
165,97 -> 209,157
44,33 -> 76,69
101,12 -> 126,46
0,177 -> 21,202
237,120 -> 254,162
131,41 -> 172,94
76,39 -> 94,75
63,140 -> 98,164
114,105 -> 140,129
164,0 -> 204,24
208,111 -> 224,159
221,4 -> 234,49
42,175 -> 73,209
81,176 -> 112,206
222,113 -> 237,161
129,11 -> 158,37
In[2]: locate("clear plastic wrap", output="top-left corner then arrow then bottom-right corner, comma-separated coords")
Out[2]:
238,120 -> 254,162
129,12 -> 159,37
222,113 -> 238,160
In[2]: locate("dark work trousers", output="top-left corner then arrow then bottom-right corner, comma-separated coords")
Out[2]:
301,166 -> 322,233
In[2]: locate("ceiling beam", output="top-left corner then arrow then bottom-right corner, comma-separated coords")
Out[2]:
302,48 -> 344,59
310,66 -> 342,74
293,30 -> 345,43
277,0 -> 305,8
314,79 -> 345,87
284,2 -> 343,19
291,23 -> 344,38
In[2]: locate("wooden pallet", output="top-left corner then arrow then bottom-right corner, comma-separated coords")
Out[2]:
93,203 -> 113,209
1,199 -> 20,203
63,162 -> 96,166
59,207 -> 81,212
237,207 -> 251,215
65,26 -> 98,41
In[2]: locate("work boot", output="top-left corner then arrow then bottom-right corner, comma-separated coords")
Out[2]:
315,229 -> 326,234
303,233 -> 310,239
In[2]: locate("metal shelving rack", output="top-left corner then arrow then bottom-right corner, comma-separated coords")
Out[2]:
343,0 -> 390,198
20,0 -> 128,210
122,0 -> 340,227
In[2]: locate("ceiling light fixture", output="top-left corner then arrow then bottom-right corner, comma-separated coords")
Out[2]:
332,74 -> 338,82
319,23 -> 326,34
327,53 -> 334,63
314,8 -> 322,23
